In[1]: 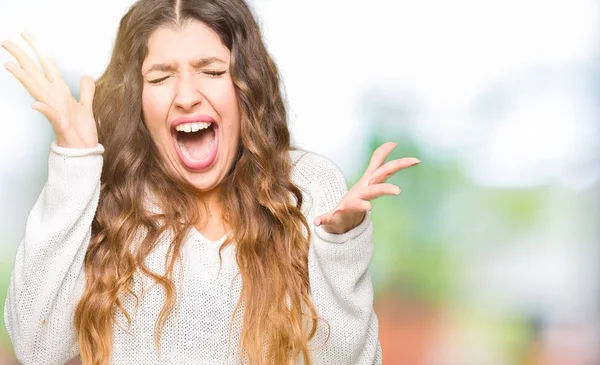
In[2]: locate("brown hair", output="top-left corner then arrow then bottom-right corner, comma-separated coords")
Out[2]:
73,0 -> 322,363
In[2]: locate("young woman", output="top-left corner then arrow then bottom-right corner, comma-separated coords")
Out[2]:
2,0 -> 419,364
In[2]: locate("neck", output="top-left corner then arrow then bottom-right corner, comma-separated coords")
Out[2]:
194,188 -> 227,241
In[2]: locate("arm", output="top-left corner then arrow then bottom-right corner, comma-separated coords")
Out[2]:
292,152 -> 382,364
309,214 -> 382,364
4,141 -> 104,365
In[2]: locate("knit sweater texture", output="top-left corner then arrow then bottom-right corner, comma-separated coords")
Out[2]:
4,141 -> 382,364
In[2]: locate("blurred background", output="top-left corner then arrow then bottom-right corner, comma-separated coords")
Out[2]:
1,0 -> 598,364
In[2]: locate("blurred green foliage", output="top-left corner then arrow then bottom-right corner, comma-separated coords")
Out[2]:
360,125 -> 456,304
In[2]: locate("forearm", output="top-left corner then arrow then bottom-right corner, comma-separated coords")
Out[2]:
5,141 -> 104,364
308,211 -> 382,364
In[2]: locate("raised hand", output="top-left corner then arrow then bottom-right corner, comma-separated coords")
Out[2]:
314,142 -> 420,234
2,32 -> 98,149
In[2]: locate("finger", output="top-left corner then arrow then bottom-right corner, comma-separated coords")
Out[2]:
21,31 -> 61,83
342,199 -> 372,212
1,40 -> 48,86
3,61 -> 46,101
32,101 -> 61,126
314,207 -> 344,226
359,183 -> 401,201
334,199 -> 372,214
364,142 -> 398,176
368,157 -> 420,185
79,75 -> 95,108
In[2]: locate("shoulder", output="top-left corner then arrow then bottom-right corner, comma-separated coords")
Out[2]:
288,149 -> 348,216
289,149 -> 346,187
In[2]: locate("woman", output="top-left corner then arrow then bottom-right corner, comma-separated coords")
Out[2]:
2,0 -> 419,364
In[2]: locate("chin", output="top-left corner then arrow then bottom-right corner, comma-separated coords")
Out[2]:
183,169 -> 223,193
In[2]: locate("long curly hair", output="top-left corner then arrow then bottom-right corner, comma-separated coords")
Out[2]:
73,0 -> 322,363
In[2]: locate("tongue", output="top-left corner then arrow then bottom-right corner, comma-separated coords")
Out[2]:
179,127 -> 215,160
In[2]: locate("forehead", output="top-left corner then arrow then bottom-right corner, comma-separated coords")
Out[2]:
142,20 -> 230,71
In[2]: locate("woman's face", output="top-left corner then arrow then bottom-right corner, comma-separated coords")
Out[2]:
141,20 -> 241,193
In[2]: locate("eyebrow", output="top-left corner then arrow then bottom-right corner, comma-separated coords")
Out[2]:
144,57 -> 227,74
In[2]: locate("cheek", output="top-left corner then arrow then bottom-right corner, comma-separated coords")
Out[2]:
214,84 -> 240,131
142,88 -> 164,118
142,88 -> 170,136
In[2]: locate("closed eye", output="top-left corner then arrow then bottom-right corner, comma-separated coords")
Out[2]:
148,70 -> 227,84
204,70 -> 227,78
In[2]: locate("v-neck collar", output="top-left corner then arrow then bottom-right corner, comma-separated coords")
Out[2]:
189,226 -> 230,246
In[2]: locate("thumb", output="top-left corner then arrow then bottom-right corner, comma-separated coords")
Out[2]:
79,75 -> 95,108
314,213 -> 331,227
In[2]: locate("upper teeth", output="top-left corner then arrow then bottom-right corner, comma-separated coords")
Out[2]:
175,122 -> 212,133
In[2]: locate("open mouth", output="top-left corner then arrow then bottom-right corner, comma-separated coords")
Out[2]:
172,121 -> 219,170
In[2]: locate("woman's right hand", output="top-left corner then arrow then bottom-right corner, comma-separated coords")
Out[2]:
2,31 -> 98,149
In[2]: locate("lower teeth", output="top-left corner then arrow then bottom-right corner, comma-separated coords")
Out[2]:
178,138 -> 215,162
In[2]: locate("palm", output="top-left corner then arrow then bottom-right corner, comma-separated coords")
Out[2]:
314,142 -> 420,234
2,31 -> 97,149
54,90 -> 97,147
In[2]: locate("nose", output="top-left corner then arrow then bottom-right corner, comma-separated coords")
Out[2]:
173,73 -> 203,111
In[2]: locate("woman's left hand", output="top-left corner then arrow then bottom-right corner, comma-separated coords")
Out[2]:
314,142 -> 420,234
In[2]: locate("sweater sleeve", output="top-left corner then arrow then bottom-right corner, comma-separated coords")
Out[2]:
4,140 -> 104,365
291,151 -> 382,365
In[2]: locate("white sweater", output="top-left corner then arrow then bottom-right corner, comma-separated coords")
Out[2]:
4,141 -> 382,365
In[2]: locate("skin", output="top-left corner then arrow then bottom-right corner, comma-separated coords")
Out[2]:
140,20 -> 241,239
1,32 -> 97,150
2,29 -> 421,239
314,142 -> 420,234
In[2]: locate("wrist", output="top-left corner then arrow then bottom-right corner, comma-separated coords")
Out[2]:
321,211 -> 366,234
56,134 -> 98,149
